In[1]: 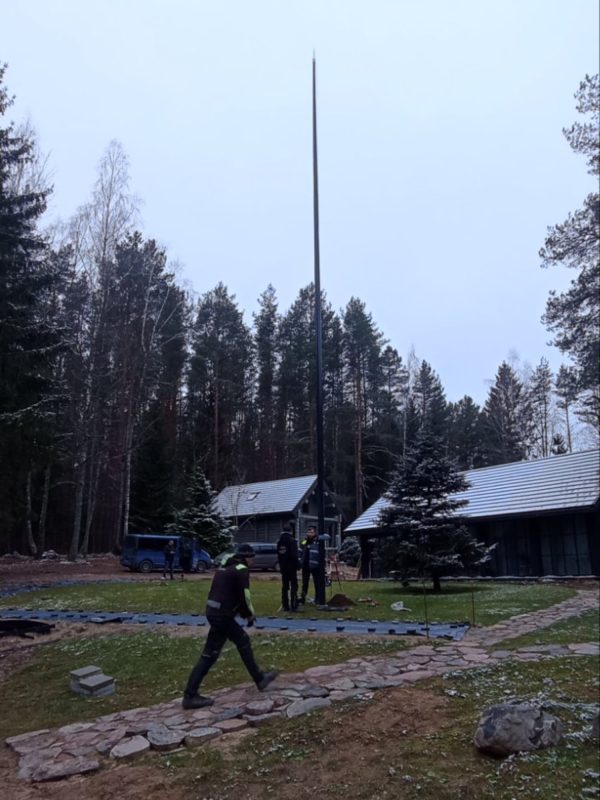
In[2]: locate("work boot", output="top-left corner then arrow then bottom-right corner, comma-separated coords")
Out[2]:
256,670 -> 280,692
182,694 -> 214,710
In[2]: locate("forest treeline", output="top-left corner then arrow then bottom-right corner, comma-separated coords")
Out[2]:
1,67 -> 598,557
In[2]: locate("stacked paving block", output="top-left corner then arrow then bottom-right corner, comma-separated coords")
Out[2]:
69,665 -> 116,697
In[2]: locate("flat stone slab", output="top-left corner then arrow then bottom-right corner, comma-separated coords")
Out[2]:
147,725 -> 185,751
245,699 -> 275,716
214,718 -> 249,733
72,673 -> 116,697
69,665 -> 102,681
213,706 -> 244,722
185,727 -> 223,747
79,674 -> 114,690
7,732 -> 59,755
29,756 -> 100,783
568,643 -> 599,655
324,678 -> 355,691
109,735 -> 150,759
286,697 -> 331,718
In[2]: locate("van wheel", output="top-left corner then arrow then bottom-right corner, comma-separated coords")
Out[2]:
195,561 -> 208,574
138,560 -> 153,573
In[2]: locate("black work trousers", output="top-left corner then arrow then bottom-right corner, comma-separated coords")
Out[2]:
301,568 -> 321,602
163,555 -> 174,579
280,566 -> 298,611
184,614 -> 263,697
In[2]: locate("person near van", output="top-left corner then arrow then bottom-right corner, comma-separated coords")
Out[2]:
182,543 -> 279,709
277,523 -> 299,612
299,526 -> 322,604
163,539 -> 177,580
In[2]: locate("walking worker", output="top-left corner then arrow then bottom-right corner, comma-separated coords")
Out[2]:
277,522 -> 299,611
299,525 -> 321,604
163,538 -> 177,580
182,543 -> 279,709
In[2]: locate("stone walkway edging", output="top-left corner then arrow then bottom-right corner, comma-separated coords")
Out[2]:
6,589 -> 599,782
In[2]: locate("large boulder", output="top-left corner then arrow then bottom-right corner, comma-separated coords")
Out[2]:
474,702 -> 563,757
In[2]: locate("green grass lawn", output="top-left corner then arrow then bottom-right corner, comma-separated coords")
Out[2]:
499,608 -> 600,649
0,631 -> 406,740
0,578 -> 576,626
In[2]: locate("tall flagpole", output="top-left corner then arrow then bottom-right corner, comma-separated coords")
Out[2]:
312,55 -> 326,606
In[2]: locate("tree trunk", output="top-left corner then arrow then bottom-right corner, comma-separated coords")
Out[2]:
354,371 -> 364,517
69,459 -> 85,560
37,462 -> 51,555
79,447 -> 100,557
120,416 -> 134,552
214,363 -> 220,486
24,470 -> 38,557
432,573 -> 442,592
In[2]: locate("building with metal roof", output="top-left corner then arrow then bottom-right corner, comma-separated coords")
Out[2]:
345,449 -> 600,577
213,475 -> 342,546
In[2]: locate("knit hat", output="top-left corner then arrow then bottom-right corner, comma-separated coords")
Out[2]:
235,543 -> 256,558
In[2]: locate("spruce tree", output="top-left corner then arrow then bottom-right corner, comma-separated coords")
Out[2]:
448,395 -> 484,470
480,361 -> 531,465
166,467 -> 233,556
379,427 -> 492,591
411,361 -> 450,442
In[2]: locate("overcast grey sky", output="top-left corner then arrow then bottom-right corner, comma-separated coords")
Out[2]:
3,0 -> 599,403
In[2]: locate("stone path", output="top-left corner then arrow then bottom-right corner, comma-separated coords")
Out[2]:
5,589 -> 599,783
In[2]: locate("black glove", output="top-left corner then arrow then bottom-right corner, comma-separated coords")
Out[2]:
247,615 -> 256,628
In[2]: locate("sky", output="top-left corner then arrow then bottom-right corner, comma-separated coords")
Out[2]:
3,0 -> 599,404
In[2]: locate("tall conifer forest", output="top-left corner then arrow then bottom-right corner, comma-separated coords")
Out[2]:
1,67 -> 598,556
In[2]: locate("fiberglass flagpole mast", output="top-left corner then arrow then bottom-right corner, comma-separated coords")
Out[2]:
312,54 -> 326,606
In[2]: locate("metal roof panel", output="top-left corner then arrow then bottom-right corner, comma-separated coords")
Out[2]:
345,449 -> 600,533
213,475 -> 317,518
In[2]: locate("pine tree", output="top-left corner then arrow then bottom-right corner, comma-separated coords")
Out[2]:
379,427 -> 492,591
342,297 -> 386,516
540,74 -> 599,426
554,364 -> 578,452
274,283 -> 339,479
253,285 -> 279,479
188,283 -> 253,487
529,357 -> 554,458
0,65 -> 61,554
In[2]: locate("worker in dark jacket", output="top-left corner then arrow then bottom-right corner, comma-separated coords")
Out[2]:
182,543 -> 279,709
299,526 -> 321,604
163,539 -> 177,580
277,523 -> 299,612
